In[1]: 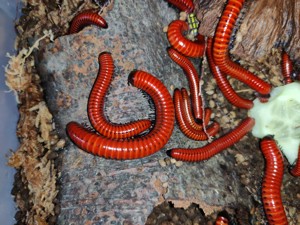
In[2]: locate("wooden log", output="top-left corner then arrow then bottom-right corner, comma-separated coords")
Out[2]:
195,0 -> 300,66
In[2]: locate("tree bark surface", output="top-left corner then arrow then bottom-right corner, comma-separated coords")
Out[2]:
196,0 -> 300,66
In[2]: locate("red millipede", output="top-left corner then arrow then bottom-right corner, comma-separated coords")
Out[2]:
215,216 -> 229,225
69,11 -> 108,34
180,88 -> 217,130
167,20 -> 205,58
281,51 -> 293,84
67,70 -> 175,160
167,117 -> 254,161
87,52 -> 152,139
167,47 -> 203,119
212,0 -> 271,95
207,37 -> 254,109
260,137 -> 288,225
290,147 -> 300,177
166,0 -> 194,13
174,88 -> 220,141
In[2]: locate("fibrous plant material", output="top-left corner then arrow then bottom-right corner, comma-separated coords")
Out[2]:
6,0 -> 105,224
6,30 -> 61,225
5,30 -> 54,103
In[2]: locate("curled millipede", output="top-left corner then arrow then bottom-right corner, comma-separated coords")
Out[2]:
281,51 -> 293,84
167,47 -> 203,119
260,137 -> 288,225
67,70 -> 175,160
215,216 -> 229,225
167,20 -> 205,58
166,0 -> 194,13
173,88 -> 219,141
212,0 -> 271,95
180,88 -> 212,129
69,10 -> 108,34
167,117 -> 254,162
88,52 -> 152,139
207,37 -> 253,109
290,147 -> 300,177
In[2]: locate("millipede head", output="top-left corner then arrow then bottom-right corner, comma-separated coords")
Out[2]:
99,51 -> 112,57
261,135 -> 275,142
128,70 -> 138,85
165,150 -> 173,157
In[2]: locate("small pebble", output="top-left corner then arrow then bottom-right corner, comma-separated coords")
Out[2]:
215,112 -> 221,118
234,120 -> 241,126
47,151 -> 59,160
218,96 -> 225,104
209,100 -> 215,108
170,158 -> 177,164
179,11 -> 187,20
159,158 -> 167,167
220,115 -> 230,124
179,15 -> 186,21
206,90 -> 214,95
248,67 -> 255,73
235,153 -> 245,164
228,111 -> 236,119
199,80 -> 204,86
170,84 -> 175,91
288,207 -> 296,217
50,134 -> 58,145
163,26 -> 168,33
56,139 -> 66,149
175,161 -> 183,167
241,175 -> 250,186
241,161 -> 249,166
164,157 -> 172,166
162,182 -> 168,188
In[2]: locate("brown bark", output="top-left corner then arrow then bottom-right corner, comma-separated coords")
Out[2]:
195,0 -> 300,66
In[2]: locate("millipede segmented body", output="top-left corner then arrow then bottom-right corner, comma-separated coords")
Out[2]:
215,216 -> 229,225
167,20 -> 205,58
212,0 -> 271,95
281,51 -> 293,84
87,52 -> 152,139
67,70 -> 175,160
69,11 -> 108,34
207,38 -> 253,109
281,51 -> 300,177
173,88 -> 219,141
260,137 -> 288,225
168,47 -> 203,119
180,88 -> 213,129
167,117 -> 254,162
166,0 -> 194,13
